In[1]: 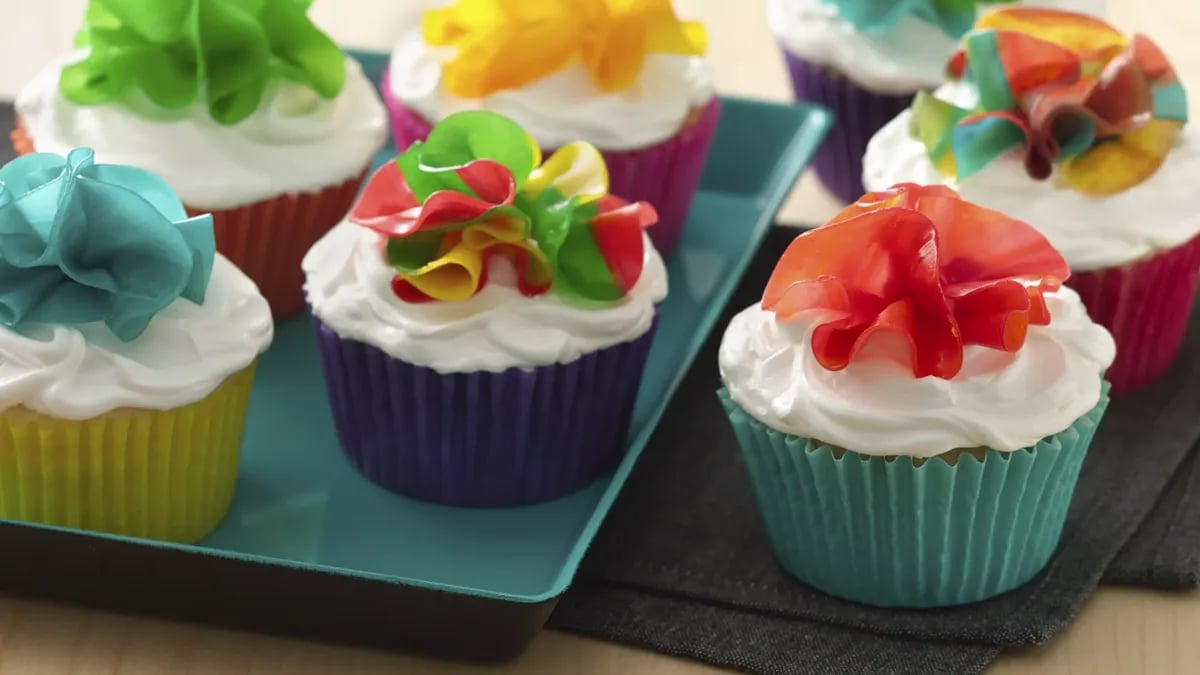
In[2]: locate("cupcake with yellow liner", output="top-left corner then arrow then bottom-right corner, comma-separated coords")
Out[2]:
13,0 -> 388,319
863,7 -> 1197,394
304,111 -> 666,507
383,0 -> 718,257
0,147 -> 273,544
719,183 -> 1114,607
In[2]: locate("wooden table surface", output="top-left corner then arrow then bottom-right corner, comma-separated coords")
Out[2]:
0,0 -> 1197,673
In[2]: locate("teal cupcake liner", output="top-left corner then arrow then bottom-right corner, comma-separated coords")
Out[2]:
718,384 -> 1110,608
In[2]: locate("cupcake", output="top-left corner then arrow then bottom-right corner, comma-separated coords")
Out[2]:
718,183 -> 1114,607
864,7 -> 1196,395
0,148 -> 273,543
13,1 -> 389,319
303,111 -> 666,507
768,0 -> 1107,204
383,0 -> 718,257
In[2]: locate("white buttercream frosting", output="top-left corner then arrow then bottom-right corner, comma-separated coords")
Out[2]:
303,221 -> 668,373
0,256 -> 273,420
16,52 -> 388,210
862,82 -> 1200,270
387,29 -> 715,151
767,0 -> 1108,93
719,288 -> 1114,456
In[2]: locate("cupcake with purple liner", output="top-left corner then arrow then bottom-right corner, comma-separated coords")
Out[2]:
382,0 -> 718,257
303,110 -> 666,507
863,7 -> 1197,395
767,0 -> 1107,204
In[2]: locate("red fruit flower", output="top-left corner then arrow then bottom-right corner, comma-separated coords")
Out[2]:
762,184 -> 1070,379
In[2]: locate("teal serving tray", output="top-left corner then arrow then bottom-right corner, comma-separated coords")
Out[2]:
0,51 -> 830,660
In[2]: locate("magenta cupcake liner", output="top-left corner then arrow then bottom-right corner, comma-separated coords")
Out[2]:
311,314 -> 658,507
781,51 -> 914,204
1067,232 -> 1200,396
381,69 -> 721,257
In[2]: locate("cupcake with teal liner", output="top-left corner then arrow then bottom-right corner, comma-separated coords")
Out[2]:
303,110 -> 666,507
383,0 -> 718,258
863,7 -> 1197,395
13,0 -> 388,319
0,148 -> 273,544
718,183 -> 1115,608
768,0 -> 1107,204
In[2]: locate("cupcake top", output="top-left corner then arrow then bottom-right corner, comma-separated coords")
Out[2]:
388,0 -> 715,150
0,148 -> 273,419
719,183 -> 1114,457
16,0 -> 388,210
767,0 -> 1108,93
303,110 -> 667,373
864,8 -> 1197,269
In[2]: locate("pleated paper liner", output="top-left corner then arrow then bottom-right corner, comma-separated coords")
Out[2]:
718,385 -> 1110,608
11,117 -> 366,321
0,365 -> 256,544
311,314 -> 658,507
780,51 -> 914,205
380,70 -> 722,258
1067,232 -> 1200,396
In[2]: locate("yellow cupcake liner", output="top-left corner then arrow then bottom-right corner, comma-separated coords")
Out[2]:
0,364 -> 257,544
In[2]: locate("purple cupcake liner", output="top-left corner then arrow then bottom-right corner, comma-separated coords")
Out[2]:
381,68 -> 721,257
311,314 -> 658,507
782,51 -> 914,204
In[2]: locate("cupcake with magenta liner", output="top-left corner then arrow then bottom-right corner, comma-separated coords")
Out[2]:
14,0 -> 388,319
719,183 -> 1115,607
0,148 -> 272,543
768,0 -> 1107,203
303,111 -> 666,507
383,0 -> 718,257
864,7 -> 1197,395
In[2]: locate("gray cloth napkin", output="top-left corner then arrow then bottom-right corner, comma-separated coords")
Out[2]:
548,226 -> 1200,675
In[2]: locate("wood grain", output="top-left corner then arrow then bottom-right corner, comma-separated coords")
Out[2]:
0,0 -> 1196,673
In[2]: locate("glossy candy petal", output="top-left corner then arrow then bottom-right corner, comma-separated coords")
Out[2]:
524,141 -> 609,204
60,0 -> 345,125
973,7 -> 1126,54
821,0 -> 1006,39
424,0 -> 706,98
1060,119 -> 1184,195
763,184 -> 1068,380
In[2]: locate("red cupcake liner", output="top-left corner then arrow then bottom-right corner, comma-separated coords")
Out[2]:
13,117 -> 366,320
781,50 -> 914,204
1067,232 -> 1200,396
380,70 -> 721,257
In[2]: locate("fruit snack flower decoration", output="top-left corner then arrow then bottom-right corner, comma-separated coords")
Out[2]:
763,183 -> 1069,379
348,111 -> 658,303
821,0 -> 1009,40
910,7 -> 1189,196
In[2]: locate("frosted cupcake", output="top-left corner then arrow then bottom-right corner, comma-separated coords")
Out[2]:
304,111 -> 666,507
719,183 -> 1114,607
0,148 -> 273,544
383,0 -> 718,257
769,0 -> 1107,203
14,1 -> 388,319
864,8 -> 1196,394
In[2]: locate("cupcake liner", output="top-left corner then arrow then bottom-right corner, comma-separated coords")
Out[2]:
0,365 -> 256,544
781,50 -> 914,204
311,314 -> 658,507
1066,233 -> 1200,396
12,117 -> 366,321
380,70 -> 721,257
718,385 -> 1110,608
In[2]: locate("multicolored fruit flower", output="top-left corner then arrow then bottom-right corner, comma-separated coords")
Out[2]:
821,0 -> 1007,40
349,110 -> 657,304
763,183 -> 1069,379
910,8 -> 1188,196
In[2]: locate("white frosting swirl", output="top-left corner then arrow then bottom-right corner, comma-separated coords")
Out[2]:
15,52 -> 389,210
719,288 -> 1114,456
387,29 -> 715,151
0,256 -> 274,420
862,82 -> 1200,270
303,221 -> 667,372
767,0 -> 1108,94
